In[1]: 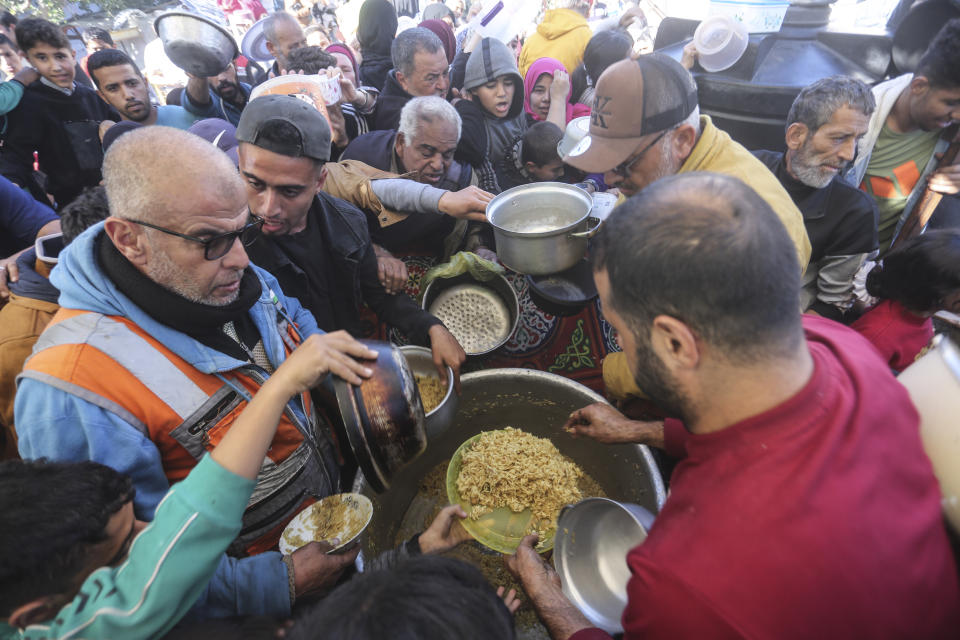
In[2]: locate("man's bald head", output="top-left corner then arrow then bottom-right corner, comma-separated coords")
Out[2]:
103,126 -> 245,225
592,172 -> 803,362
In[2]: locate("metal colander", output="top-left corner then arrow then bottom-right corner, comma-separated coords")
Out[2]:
422,273 -> 519,356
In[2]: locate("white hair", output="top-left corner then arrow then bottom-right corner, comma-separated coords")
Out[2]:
681,105 -> 701,134
398,96 -> 462,145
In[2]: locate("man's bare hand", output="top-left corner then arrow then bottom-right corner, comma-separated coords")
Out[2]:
376,253 -> 408,294
325,103 -> 350,148
497,586 -> 522,615
438,186 -> 493,221
563,402 -> 665,447
14,66 -> 39,86
290,540 -> 359,600
0,252 -> 23,302
928,155 -> 960,195
505,535 -> 593,638
428,324 -> 466,393
680,41 -> 699,70
504,535 -> 561,596
419,504 -> 472,554
276,331 -> 378,390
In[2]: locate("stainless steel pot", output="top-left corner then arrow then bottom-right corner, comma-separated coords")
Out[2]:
399,346 -> 458,440
486,182 -> 601,276
154,12 -> 239,77
352,368 -> 667,578
554,498 -> 656,633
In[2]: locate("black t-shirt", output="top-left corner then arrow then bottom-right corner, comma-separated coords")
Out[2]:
273,216 -> 338,331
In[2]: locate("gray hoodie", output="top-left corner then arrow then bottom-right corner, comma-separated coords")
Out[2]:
463,38 -> 525,119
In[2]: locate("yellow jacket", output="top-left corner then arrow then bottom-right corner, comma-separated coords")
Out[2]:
519,9 -> 592,78
603,116 -> 812,400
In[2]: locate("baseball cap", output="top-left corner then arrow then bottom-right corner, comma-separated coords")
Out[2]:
188,118 -> 240,166
236,94 -> 332,162
101,120 -> 144,154
563,54 -> 699,173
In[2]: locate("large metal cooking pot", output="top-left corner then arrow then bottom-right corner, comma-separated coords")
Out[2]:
329,340 -> 427,493
487,183 -> 601,276
154,12 -> 239,77
353,370 -> 667,605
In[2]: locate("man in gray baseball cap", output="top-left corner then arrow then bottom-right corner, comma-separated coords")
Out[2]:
563,54 -> 811,403
238,94 -> 467,386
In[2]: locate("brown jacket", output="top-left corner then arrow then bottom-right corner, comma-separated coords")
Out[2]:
0,289 -> 58,459
322,159 -> 413,228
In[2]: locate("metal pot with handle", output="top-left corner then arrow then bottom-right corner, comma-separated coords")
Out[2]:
486,182 -> 602,276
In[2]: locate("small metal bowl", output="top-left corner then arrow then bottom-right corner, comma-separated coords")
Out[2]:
553,498 -> 656,633
421,272 -> 519,356
399,346 -> 458,440
525,258 -> 598,317
154,12 -> 239,77
278,493 -> 373,556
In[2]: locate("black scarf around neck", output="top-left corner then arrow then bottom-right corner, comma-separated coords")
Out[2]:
97,233 -> 264,361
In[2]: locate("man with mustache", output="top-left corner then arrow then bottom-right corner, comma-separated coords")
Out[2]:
87,49 -> 198,129
753,76 -> 879,322
15,125 -> 370,620
183,59 -> 251,126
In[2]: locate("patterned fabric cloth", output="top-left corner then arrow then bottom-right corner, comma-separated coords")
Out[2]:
362,254 -> 619,393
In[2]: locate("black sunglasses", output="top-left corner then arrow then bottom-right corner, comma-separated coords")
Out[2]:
127,215 -> 264,260
610,129 -> 671,178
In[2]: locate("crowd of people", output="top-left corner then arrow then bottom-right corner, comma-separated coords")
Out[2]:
1,0 -> 959,638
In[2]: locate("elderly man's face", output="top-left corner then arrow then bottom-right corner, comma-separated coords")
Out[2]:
394,118 -> 459,185
788,105 -> 869,189
269,19 -> 307,71
142,188 -> 251,306
397,48 -> 449,98
238,143 -> 323,236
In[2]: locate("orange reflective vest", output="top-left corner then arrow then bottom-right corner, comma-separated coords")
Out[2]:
21,308 -> 338,555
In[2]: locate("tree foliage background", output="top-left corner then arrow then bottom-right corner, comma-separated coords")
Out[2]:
0,0 -> 160,23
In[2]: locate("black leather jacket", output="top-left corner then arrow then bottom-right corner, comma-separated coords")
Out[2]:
246,191 -> 441,343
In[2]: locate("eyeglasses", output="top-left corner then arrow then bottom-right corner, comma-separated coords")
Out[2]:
609,129 -> 671,178
127,215 -> 264,260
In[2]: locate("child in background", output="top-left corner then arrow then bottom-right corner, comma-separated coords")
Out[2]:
851,230 -> 960,371
496,121 -> 565,190
455,37 -> 527,193
0,33 -> 37,117
0,18 -> 117,208
523,57 -> 590,130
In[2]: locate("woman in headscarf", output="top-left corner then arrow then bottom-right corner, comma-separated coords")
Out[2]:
418,19 -> 455,64
357,0 -> 398,91
523,57 -> 590,130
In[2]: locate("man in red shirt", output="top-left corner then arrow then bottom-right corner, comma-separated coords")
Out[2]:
507,172 -> 960,639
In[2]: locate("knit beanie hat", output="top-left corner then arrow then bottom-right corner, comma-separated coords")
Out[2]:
462,38 -> 524,118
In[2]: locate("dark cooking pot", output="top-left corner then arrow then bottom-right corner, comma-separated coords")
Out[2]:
487,182 -> 601,276
330,340 -> 426,493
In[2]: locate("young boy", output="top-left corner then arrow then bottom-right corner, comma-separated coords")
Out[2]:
0,33 -> 37,116
496,120 -> 565,190
0,18 -> 117,208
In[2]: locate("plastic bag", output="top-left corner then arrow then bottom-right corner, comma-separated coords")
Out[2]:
418,251 -> 505,303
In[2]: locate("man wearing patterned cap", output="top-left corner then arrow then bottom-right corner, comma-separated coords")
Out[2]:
563,54 -> 812,400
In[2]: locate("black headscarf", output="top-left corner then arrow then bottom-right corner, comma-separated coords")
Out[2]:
357,0 -> 398,56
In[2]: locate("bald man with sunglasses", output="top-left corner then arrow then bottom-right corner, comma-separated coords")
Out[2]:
14,126 -> 373,621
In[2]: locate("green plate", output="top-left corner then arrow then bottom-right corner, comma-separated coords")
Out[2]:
446,431 -> 555,554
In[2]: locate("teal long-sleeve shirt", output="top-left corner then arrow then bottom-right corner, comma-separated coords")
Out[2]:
0,80 -> 24,116
0,455 -> 256,640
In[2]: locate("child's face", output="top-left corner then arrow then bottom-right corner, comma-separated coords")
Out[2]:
472,76 -> 515,119
527,159 -> 565,182
0,42 -> 22,77
529,73 -> 552,120
84,38 -> 113,54
25,42 -> 76,89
